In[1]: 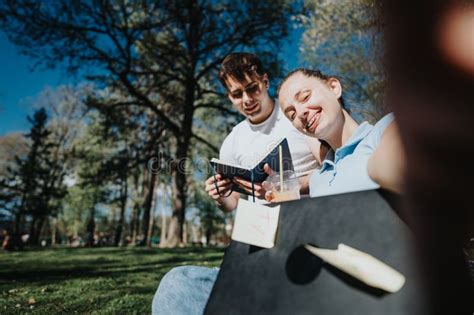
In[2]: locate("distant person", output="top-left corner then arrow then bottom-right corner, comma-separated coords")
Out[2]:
2,229 -> 11,250
152,53 -> 323,314
2,228 -> 23,251
277,68 -> 404,197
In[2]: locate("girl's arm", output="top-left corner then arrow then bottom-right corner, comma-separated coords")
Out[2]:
368,122 -> 406,194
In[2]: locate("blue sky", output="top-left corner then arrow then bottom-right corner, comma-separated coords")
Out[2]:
0,28 -> 302,136
0,33 -> 76,135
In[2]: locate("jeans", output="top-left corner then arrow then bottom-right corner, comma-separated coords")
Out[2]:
152,266 -> 219,315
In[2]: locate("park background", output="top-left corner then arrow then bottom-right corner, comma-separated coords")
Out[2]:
0,0 -> 407,313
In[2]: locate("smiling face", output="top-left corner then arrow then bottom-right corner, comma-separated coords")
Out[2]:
278,72 -> 344,141
225,73 -> 274,124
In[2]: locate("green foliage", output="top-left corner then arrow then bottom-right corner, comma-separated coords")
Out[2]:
68,113 -> 116,243
0,247 -> 224,314
0,133 -> 29,179
0,108 -> 67,241
299,0 -> 385,122
189,181 -> 229,245
0,0 -> 298,245
60,185 -> 92,239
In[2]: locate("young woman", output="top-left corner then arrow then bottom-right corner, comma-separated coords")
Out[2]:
277,68 -> 405,196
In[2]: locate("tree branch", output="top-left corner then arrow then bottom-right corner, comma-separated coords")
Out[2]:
191,133 -> 218,154
194,104 -> 239,118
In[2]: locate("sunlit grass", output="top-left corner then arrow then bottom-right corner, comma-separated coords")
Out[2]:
0,247 -> 224,314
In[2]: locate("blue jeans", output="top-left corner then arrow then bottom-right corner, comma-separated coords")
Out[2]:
152,266 -> 219,315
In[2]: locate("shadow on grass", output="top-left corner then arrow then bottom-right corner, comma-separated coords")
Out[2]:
7,246 -> 225,255
102,247 -> 226,259
0,251 -> 223,284
0,247 -> 224,315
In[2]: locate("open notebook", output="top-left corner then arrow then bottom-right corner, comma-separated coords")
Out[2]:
210,138 -> 294,200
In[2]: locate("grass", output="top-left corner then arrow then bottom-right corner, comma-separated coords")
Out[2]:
0,246 -> 225,314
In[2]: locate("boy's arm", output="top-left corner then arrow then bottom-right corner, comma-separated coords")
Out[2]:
216,191 -> 240,212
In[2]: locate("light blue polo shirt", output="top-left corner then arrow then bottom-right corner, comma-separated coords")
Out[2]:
309,113 -> 395,197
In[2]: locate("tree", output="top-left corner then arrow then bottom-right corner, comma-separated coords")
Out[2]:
0,133 -> 23,225
32,85 -> 90,244
190,184 -> 227,246
88,93 -> 167,246
97,131 -> 134,247
0,0 -> 296,246
70,113 -> 111,247
0,133 -> 28,179
298,0 -> 385,121
98,148 -> 130,246
0,108 -> 67,244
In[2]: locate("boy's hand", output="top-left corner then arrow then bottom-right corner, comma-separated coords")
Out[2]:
205,174 -> 233,201
233,163 -> 274,200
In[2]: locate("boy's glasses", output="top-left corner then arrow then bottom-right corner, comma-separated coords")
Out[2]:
228,81 -> 263,99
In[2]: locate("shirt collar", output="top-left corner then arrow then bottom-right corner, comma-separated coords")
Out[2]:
319,122 -> 373,172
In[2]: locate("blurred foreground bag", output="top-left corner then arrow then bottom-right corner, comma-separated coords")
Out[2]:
205,190 -> 429,315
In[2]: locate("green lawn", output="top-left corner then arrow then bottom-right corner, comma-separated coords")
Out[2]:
0,247 -> 225,314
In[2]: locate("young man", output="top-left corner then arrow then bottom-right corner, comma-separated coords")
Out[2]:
205,52 -> 322,211
152,53 -> 322,315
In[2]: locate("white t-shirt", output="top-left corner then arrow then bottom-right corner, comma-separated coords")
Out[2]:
219,101 -> 319,178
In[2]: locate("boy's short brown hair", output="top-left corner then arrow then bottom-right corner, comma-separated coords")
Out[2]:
218,52 -> 266,90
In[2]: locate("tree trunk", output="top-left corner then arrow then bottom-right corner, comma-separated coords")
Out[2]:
14,211 -> 24,236
114,209 -> 124,246
146,210 -> 154,247
206,218 -> 213,246
141,168 -> 156,245
183,221 -> 188,245
28,215 -> 46,246
165,142 -> 188,247
85,207 -> 95,247
114,179 -> 128,246
34,216 -> 46,245
14,191 -> 28,235
51,217 -> 57,246
28,216 -> 37,245
130,201 -> 140,245
146,187 -> 158,247
159,185 -> 167,246
130,172 -> 141,245
163,76 -> 195,247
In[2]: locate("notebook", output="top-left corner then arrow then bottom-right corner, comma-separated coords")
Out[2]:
210,138 -> 294,200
